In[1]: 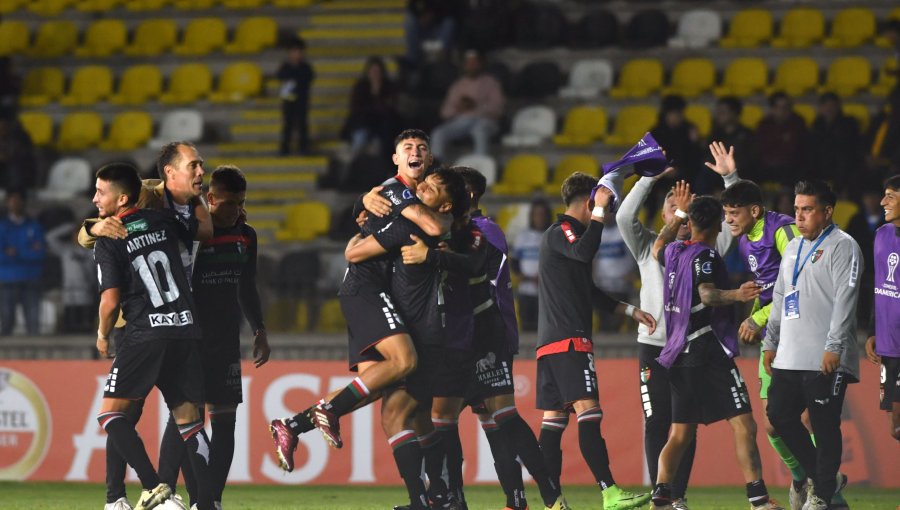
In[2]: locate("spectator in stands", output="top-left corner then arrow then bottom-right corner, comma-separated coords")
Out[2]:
592,217 -> 637,332
430,49 -> 505,160
882,20 -> 900,72
867,89 -> 900,177
0,57 -> 21,119
278,37 -> 315,156
46,223 -> 96,333
511,198 -> 551,332
771,188 -> 795,217
341,57 -> 401,158
755,92 -> 808,184
808,93 -> 862,192
709,96 -> 756,182
0,117 -> 37,191
651,95 -> 703,191
403,0 -> 465,67
0,190 -> 46,335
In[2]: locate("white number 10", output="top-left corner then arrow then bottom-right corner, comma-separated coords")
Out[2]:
132,250 -> 180,307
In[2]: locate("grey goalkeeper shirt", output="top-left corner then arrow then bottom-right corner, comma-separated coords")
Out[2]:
762,225 -> 862,381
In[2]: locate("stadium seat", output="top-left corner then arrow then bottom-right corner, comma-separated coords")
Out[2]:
545,154 -> 598,194
824,8 -> 875,48
18,112 -> 53,147
149,109 -> 203,148
209,62 -> 262,103
821,57 -> 871,97
623,9 -> 669,49
174,18 -> 226,56
75,0 -> 124,11
832,200 -> 859,230
124,19 -> 178,56
492,155 -> 548,195
28,21 -> 78,58
569,9 -> 619,48
56,112 -> 103,151
719,9 -> 773,48
316,298 -> 346,333
668,9 -> 722,48
224,16 -> 277,54
100,111 -> 153,151
222,0 -> 265,7
502,106 -> 556,148
20,67 -> 65,106
609,59 -> 664,99
159,63 -> 213,104
514,61 -> 563,98
275,202 -> 331,241
559,59 -> 613,100
28,0 -> 73,16
454,154 -> 497,186
876,8 -> 900,47
843,103 -> 870,133
685,104 -> 711,139
126,0 -> 170,10
76,19 -> 126,57
37,157 -> 92,201
793,104 -> 816,126
767,58 -> 819,97
771,8 -> 825,48
740,104 -> 764,130
0,21 -> 30,56
272,0 -> 314,7
663,58 -> 716,98
605,106 -> 657,147
110,65 -> 163,105
553,106 -> 607,147
513,3 -> 567,50
60,66 -> 113,106
871,58 -> 898,97
172,0 -> 215,8
714,58 -> 768,97
0,0 -> 26,14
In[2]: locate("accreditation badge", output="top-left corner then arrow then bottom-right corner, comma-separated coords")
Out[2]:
784,289 -> 800,320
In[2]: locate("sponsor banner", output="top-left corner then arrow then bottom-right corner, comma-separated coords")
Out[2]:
0,359 -> 896,487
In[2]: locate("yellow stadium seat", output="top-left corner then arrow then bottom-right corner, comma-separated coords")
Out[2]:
0,21 -> 29,56
740,104 -> 764,130
76,0 -> 124,11
126,0 -> 170,9
20,67 -> 65,106
767,57 -> 819,97
224,16 -> 277,54
60,66 -> 113,106
714,58 -> 768,97
174,18 -> 226,56
832,200 -> 859,230
824,8 -> 875,48
609,59 -> 663,99
492,155 -> 548,195
124,19 -> 177,56
772,8 -> 825,48
57,112 -> 103,151
273,0 -> 313,6
172,0 -> 215,8
663,58 -> 716,98
720,9 -> 773,48
28,21 -> 78,57
869,58 -> 897,97
18,112 -> 53,146
100,112 -> 153,151
159,63 -> 213,104
275,202 -> 331,241
545,155 -> 598,194
316,298 -> 346,333
209,62 -> 262,103
842,103 -> 869,133
552,106 -> 607,147
110,65 -> 163,105
684,104 -> 711,139
28,0 -> 73,16
0,0 -> 26,14
820,57 -> 870,97
222,0 -> 265,7
877,8 -> 900,47
793,104 -> 815,127
605,105 -> 657,147
76,19 -> 126,57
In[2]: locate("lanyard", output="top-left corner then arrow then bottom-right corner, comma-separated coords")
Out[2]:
792,224 -> 834,288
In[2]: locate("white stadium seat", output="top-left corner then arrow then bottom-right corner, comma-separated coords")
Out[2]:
668,9 -> 722,48
38,157 -> 93,201
148,109 -> 203,149
501,105 -> 556,148
454,153 -> 498,186
559,59 -> 614,99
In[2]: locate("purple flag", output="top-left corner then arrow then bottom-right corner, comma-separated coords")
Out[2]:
591,133 -> 669,212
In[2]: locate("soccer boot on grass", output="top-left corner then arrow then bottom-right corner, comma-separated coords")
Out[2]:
105,497 -> 133,510
544,495 -> 570,510
269,418 -> 298,472
134,483 -> 172,510
602,486 -> 651,510
311,404 -> 343,449
672,498 -> 690,510
752,498 -> 785,510
789,479 -> 809,510
157,494 -> 186,510
801,494 -> 827,510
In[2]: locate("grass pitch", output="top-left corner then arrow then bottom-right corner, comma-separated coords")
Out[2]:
1,482 -> 897,509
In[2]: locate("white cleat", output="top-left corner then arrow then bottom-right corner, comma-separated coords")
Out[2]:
789,479 -> 809,510
134,484 -> 172,510
104,497 -> 133,510
157,494 -> 187,510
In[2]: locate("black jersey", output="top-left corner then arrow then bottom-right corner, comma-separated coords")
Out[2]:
339,175 -> 421,296
94,208 -> 201,343
192,223 -> 264,348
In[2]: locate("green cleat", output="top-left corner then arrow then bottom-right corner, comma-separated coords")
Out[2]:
602,486 -> 652,510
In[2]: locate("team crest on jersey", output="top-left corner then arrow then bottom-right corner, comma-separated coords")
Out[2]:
811,249 -> 824,263
561,222 -> 576,244
402,188 -> 413,201
748,254 -> 758,272
887,252 -> 899,283
471,229 -> 483,250
640,368 -> 651,383
126,218 -> 149,234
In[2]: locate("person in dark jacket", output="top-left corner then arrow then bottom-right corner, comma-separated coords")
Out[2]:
808,93 -> 862,192
0,190 -> 46,335
277,38 -> 315,156
342,56 -> 400,158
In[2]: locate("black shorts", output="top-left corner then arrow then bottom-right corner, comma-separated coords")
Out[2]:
201,341 -> 243,406
103,338 -> 205,410
536,343 -> 598,411
340,289 -> 408,371
638,343 -> 673,422
467,314 -> 515,405
431,346 -> 475,399
880,356 -> 900,411
669,349 -> 751,425
404,344 -> 439,406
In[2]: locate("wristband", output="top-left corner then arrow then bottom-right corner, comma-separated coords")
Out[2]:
674,209 -> 688,219
98,329 -> 109,340
624,304 -> 636,318
592,206 -> 605,219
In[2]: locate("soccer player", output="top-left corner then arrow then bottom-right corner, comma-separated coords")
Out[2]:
616,144 -> 740,509
649,186 -> 780,510
536,172 -> 656,510
401,167 -> 566,510
191,165 -> 270,508
91,163 -> 215,510
865,174 -> 900,443
763,181 -> 862,510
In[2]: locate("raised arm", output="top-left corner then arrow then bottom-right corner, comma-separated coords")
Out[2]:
652,180 -> 692,262
616,169 -> 672,261
708,141 -> 741,254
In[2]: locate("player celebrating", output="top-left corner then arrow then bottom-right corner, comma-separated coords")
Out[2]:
649,186 -> 781,510
536,172 -> 655,510
92,163 -> 215,510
